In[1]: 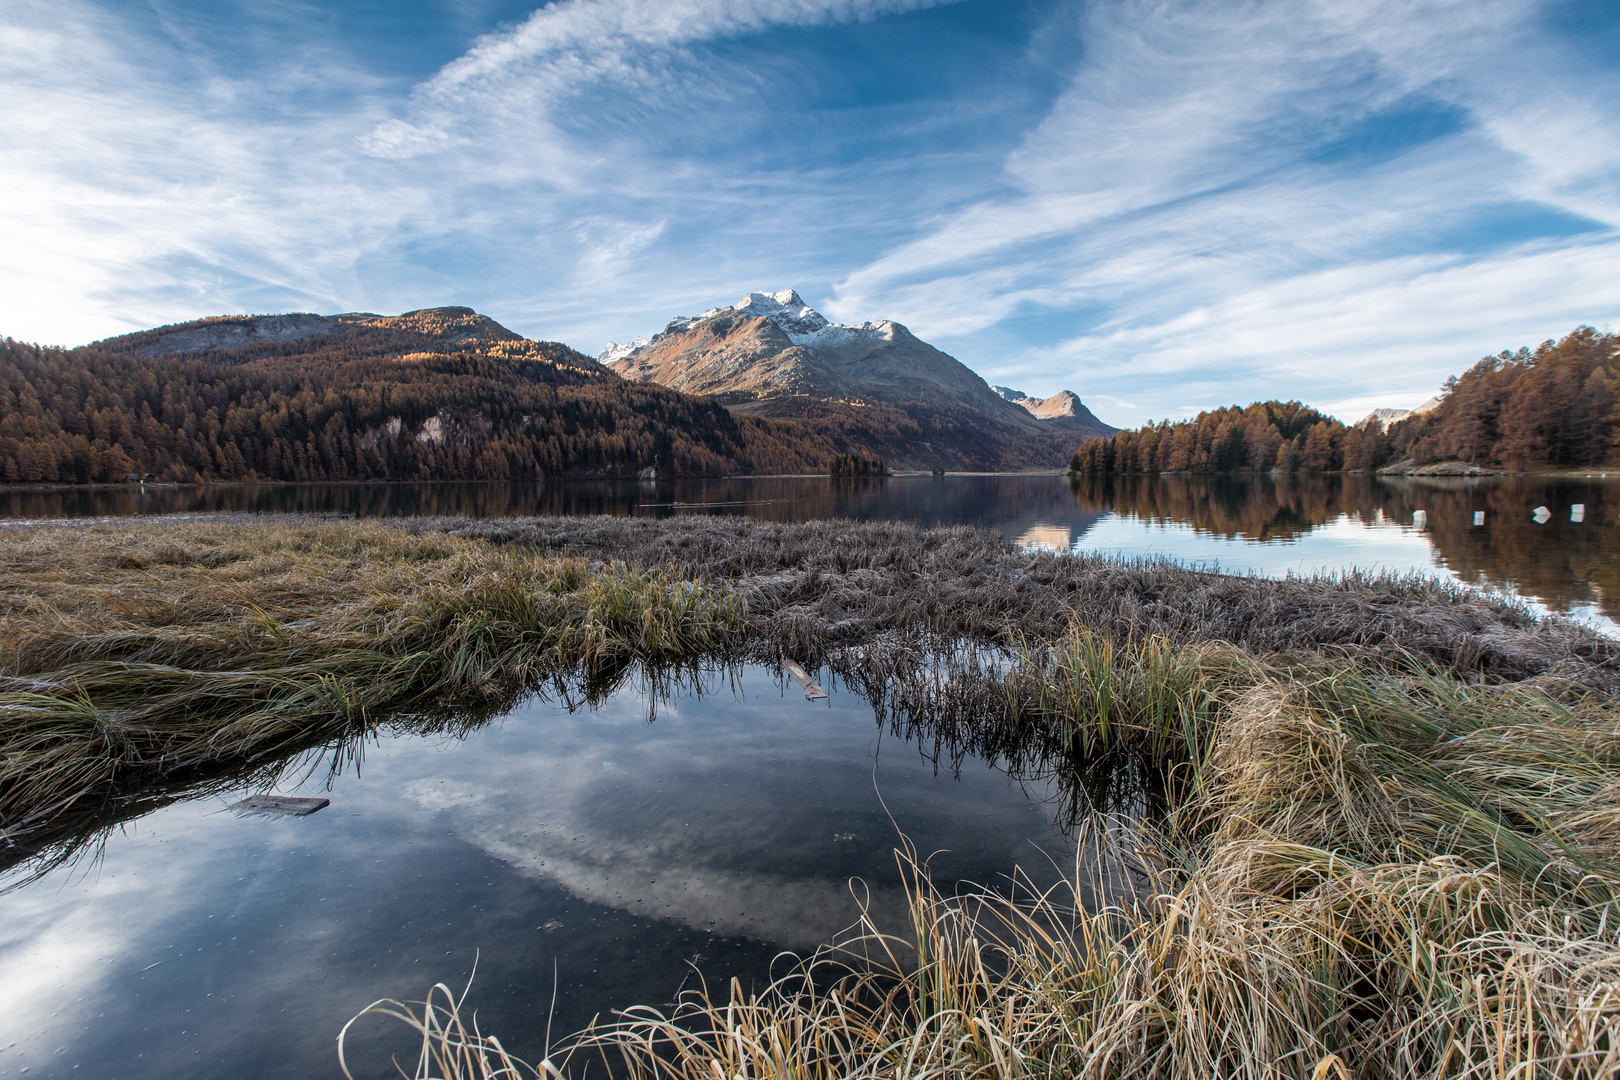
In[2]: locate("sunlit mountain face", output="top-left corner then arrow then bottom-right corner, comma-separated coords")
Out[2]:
603,289 -> 1113,470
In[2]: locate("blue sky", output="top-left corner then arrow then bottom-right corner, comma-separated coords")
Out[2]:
2,0 -> 1617,426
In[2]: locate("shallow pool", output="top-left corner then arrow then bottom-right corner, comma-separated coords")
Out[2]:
0,665 -> 1076,1079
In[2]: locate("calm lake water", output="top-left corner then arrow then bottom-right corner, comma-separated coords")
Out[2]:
2,471 -> 1616,1078
4,471 -> 1618,630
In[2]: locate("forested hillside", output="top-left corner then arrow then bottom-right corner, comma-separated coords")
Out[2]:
1069,400 -> 1383,474
1387,326 -> 1618,470
744,394 -> 1086,472
0,309 -> 835,484
1071,326 -> 1617,474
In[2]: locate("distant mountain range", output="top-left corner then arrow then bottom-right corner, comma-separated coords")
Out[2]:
991,385 -> 1104,424
1357,397 -> 1441,431
601,290 -> 1113,471
0,298 -> 1113,484
0,307 -> 840,484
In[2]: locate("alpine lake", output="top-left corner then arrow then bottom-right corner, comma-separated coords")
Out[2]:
2,471 -> 1616,1079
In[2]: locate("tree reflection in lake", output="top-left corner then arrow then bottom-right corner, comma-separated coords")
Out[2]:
4,471 -> 1614,627
1068,472 -> 1620,621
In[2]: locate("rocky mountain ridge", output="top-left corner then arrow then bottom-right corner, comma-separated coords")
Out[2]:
1357,396 -> 1442,431
100,307 -> 604,374
601,290 -> 1113,470
992,385 -> 1104,424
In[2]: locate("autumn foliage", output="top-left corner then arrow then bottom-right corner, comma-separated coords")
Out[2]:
0,316 -> 838,484
1389,326 -> 1619,470
1072,326 -> 1617,474
1069,400 -> 1376,474
827,453 -> 889,476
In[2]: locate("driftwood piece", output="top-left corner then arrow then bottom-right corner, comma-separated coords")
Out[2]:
232,794 -> 330,817
782,659 -> 828,700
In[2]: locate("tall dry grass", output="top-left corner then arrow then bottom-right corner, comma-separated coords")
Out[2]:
353,636 -> 1620,1079
0,520 -> 740,858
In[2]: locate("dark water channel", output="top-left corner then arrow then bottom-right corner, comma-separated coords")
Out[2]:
0,666 -> 1076,1079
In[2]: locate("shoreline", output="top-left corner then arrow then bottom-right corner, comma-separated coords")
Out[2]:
0,469 -> 1072,493
4,465 -> 1616,497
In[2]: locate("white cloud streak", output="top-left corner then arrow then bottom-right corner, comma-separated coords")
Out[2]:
0,0 -> 959,344
0,0 -> 1613,426
832,0 -> 1620,423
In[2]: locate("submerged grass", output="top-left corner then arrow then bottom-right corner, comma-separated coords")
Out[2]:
0,519 -> 740,857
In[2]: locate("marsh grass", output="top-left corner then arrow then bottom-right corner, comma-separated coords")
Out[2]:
7,515 -> 1620,1074
0,520 -> 740,859
354,637 -> 1620,1079
340,972 -> 551,1080
407,515 -> 1620,691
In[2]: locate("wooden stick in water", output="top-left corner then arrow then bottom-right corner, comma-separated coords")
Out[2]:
782,659 -> 828,700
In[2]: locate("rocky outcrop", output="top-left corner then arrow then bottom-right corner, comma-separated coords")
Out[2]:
993,386 -> 1107,426
1376,459 -> 1506,476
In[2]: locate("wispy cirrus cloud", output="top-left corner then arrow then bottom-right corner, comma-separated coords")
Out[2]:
0,0 -> 1614,425
0,0 -> 966,345
830,0 -> 1620,424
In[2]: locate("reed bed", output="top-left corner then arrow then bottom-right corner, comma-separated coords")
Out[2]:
354,636 -> 1620,1079
0,519 -> 740,857
405,515 -> 1620,691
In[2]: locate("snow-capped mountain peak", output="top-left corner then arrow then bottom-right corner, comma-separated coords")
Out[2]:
600,289 -> 896,361
728,289 -> 828,338
723,289 -> 896,350
597,337 -> 650,364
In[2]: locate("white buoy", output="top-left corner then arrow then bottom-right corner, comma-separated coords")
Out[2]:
1473,511 -> 1485,526
1412,510 -> 1427,530
1533,506 -> 1551,523
1572,503 -> 1586,522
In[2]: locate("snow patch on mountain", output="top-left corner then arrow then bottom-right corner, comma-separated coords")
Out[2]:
729,289 -> 896,351
597,337 -> 650,364
600,289 -> 895,361
1358,396 -> 1443,431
